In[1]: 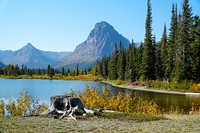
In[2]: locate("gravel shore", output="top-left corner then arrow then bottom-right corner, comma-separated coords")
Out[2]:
102,81 -> 200,96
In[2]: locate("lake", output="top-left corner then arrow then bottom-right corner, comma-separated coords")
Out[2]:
0,78 -> 200,112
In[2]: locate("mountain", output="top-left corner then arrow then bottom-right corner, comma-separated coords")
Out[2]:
56,21 -> 130,69
41,51 -> 72,61
1,43 -> 72,68
0,50 -> 15,61
0,62 -> 6,68
2,43 -> 56,68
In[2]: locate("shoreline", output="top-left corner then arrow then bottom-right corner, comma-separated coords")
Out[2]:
1,76 -> 200,96
102,81 -> 200,96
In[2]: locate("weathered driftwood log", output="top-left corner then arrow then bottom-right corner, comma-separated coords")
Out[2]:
41,95 -> 94,120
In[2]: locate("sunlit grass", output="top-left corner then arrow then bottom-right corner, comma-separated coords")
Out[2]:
0,74 -> 104,81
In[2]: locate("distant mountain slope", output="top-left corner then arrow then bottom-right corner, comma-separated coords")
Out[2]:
41,51 -> 72,61
2,43 -> 56,68
0,50 -> 15,61
56,21 -> 130,69
1,43 -> 72,68
0,62 -> 6,68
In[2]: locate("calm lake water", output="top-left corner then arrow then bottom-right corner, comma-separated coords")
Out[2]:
0,78 -> 200,112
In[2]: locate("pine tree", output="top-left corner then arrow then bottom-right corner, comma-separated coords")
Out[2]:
117,42 -> 126,80
84,69 -> 87,75
97,61 -> 103,76
141,0 -> 155,80
165,3 -> 178,81
47,64 -> 51,77
191,16 -> 200,82
108,43 -> 118,80
102,56 -> 109,78
161,23 -> 167,78
61,67 -> 65,76
175,0 -> 192,81
152,35 -> 157,78
135,43 -> 144,80
155,42 -> 163,80
126,40 -> 136,81
75,65 -> 79,76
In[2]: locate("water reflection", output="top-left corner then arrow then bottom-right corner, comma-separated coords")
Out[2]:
108,85 -> 200,112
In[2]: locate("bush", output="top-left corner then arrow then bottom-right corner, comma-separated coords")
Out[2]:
79,85 -> 161,115
115,80 -> 123,85
190,84 -> 200,92
31,100 -> 48,116
1,89 -> 48,117
0,100 -> 5,116
145,79 -> 192,92
6,89 -> 31,116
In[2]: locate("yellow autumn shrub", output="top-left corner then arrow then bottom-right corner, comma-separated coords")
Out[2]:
0,100 -> 5,116
190,84 -> 200,92
6,89 -> 31,116
79,86 -> 160,115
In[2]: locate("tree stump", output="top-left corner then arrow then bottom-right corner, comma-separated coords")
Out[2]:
41,95 -> 94,120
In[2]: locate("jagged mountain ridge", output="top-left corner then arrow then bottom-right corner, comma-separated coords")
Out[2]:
56,21 -> 130,69
1,43 -> 72,68
2,43 -> 55,68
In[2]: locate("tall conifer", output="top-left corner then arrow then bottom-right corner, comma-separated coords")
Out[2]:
126,40 -> 136,81
175,0 -> 192,81
165,3 -> 178,81
161,23 -> 167,76
141,0 -> 155,80
117,42 -> 126,80
108,43 -> 118,80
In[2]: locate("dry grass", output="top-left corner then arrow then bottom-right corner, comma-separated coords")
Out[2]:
0,114 -> 200,133
0,74 -> 104,82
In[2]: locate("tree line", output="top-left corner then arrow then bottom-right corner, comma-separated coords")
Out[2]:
96,0 -> 200,83
0,64 -> 92,78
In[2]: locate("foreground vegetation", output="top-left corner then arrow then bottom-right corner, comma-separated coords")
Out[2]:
1,86 -> 200,132
2,85 -> 200,118
79,85 -> 160,114
1,114 -> 200,132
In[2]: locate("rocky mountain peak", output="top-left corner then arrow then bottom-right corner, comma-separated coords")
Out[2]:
26,42 -> 34,48
22,42 -> 36,50
15,42 -> 37,56
58,21 -> 130,69
94,21 -> 114,31
89,21 -> 115,38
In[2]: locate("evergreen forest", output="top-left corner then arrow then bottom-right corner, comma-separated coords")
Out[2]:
97,0 -> 200,84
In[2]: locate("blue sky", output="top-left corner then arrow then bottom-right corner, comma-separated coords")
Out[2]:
0,0 -> 199,52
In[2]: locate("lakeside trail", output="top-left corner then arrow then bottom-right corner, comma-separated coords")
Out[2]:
1,114 -> 200,132
102,81 -> 200,96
